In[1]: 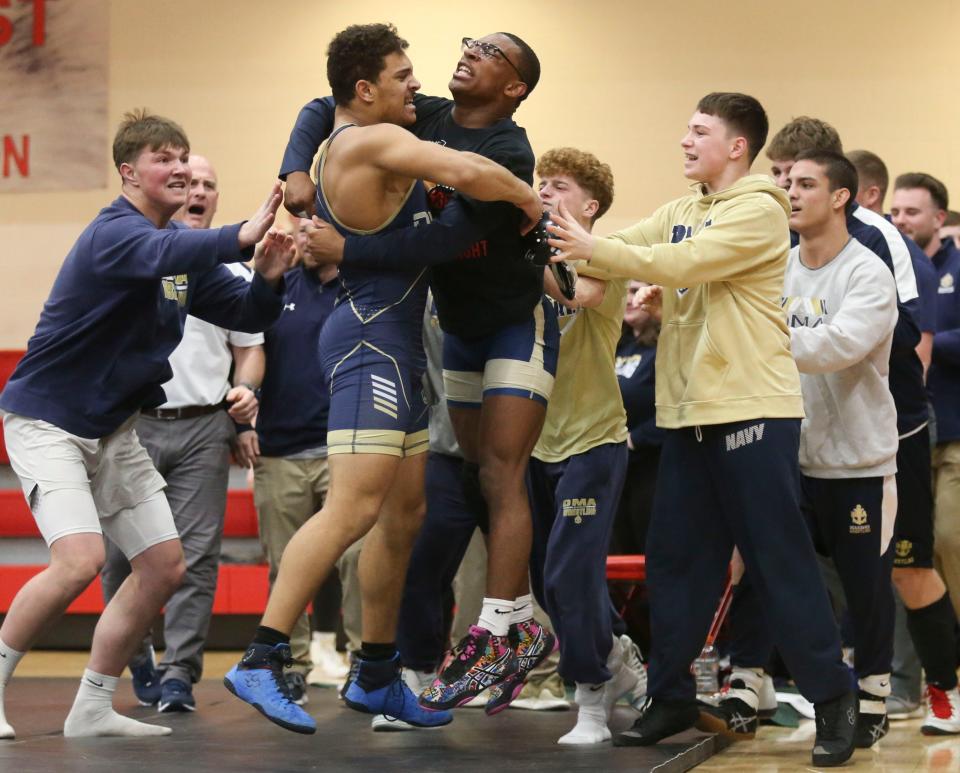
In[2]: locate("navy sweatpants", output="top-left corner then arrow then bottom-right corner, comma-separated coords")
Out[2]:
730,475 -> 895,681
647,419 -> 849,704
397,452 -> 475,671
528,441 -> 628,684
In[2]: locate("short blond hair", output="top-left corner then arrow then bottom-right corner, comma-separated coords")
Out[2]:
536,148 -> 614,222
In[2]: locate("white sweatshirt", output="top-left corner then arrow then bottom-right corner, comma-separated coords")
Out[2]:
783,237 -> 899,479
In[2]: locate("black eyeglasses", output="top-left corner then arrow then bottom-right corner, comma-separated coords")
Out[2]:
461,37 -> 525,82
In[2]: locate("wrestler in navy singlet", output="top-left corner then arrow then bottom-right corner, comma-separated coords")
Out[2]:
314,124 -> 433,456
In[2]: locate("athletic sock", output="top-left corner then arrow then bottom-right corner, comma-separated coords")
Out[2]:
906,592 -> 960,690
602,635 -> 637,718
63,669 -> 172,737
478,598 -> 514,637
725,667 -> 765,711
253,625 -> 290,648
858,672 -> 891,716
510,594 -> 533,626
356,646 -> 399,691
558,683 -> 610,745
360,642 -> 397,661
0,637 -> 24,739
238,626 -> 291,669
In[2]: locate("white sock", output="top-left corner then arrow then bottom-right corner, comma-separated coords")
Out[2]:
509,595 -> 533,626
558,683 -> 610,744
63,669 -> 172,737
0,637 -> 25,740
859,672 -> 891,715
727,667 -> 765,711
477,598 -> 513,637
602,635 -> 641,718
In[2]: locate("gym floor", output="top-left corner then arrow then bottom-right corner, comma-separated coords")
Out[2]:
5,652 -> 956,772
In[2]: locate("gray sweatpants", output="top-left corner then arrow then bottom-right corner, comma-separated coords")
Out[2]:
101,410 -> 233,684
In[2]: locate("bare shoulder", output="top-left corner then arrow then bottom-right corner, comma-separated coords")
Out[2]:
346,123 -> 412,151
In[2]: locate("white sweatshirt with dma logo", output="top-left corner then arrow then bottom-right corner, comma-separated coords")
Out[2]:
783,237 -> 899,479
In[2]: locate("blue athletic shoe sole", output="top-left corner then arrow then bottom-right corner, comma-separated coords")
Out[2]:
224,666 -> 316,735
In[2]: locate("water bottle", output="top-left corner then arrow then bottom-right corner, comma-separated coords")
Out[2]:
692,644 -> 720,696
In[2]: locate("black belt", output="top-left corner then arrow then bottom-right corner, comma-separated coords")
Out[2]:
141,401 -> 226,420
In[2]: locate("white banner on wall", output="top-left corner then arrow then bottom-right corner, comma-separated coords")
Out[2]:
0,0 -> 108,192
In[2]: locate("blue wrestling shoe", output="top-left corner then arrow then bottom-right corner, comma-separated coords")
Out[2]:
339,651 -> 359,701
224,643 -> 316,734
344,654 -> 452,729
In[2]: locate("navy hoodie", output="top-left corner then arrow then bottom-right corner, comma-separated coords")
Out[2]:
930,239 -> 960,442
0,197 -> 282,438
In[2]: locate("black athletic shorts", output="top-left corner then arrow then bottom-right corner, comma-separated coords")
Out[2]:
893,424 -> 935,568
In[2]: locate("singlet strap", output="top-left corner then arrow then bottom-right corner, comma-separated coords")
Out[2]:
315,123 -> 357,179
315,122 -> 418,235
328,122 -> 357,146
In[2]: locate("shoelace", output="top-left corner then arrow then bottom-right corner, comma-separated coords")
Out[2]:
268,648 -> 297,704
456,637 -> 479,661
927,686 -> 952,719
387,677 -> 408,714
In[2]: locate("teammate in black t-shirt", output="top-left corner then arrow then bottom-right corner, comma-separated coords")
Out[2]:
281,33 -> 561,710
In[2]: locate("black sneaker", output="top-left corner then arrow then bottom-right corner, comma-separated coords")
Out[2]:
855,710 -> 889,747
812,690 -> 857,767
613,697 -> 699,747
854,688 -> 889,747
696,693 -> 758,740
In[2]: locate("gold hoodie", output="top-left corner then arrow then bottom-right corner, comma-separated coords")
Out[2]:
590,174 -> 803,428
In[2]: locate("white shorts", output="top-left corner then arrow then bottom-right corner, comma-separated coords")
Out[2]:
3,412 -> 177,558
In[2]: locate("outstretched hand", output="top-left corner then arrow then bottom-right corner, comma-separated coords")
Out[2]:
253,229 -> 296,286
546,202 -> 596,262
302,217 -> 346,266
239,182 -> 283,249
633,284 -> 663,322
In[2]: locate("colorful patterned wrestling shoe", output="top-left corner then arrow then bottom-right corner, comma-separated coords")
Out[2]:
484,619 -> 558,716
419,626 -> 519,711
